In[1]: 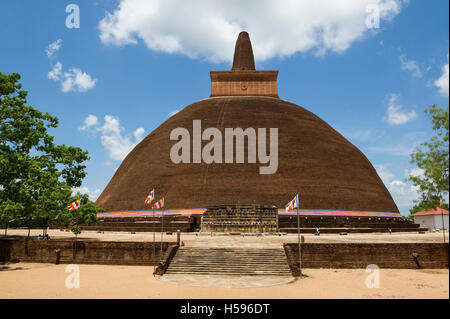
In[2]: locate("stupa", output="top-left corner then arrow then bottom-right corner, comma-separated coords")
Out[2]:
92,32 -> 418,233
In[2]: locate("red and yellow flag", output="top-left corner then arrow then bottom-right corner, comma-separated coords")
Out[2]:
67,200 -> 80,212
145,189 -> 155,204
152,198 -> 164,210
285,194 -> 299,212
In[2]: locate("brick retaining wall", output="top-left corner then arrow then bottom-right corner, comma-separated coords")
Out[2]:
1,240 -> 447,271
284,243 -> 449,275
0,239 -> 176,266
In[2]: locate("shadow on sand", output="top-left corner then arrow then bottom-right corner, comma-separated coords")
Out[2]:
2,234 -> 100,241
0,261 -> 28,272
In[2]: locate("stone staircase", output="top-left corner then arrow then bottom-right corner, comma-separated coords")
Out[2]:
165,247 -> 292,276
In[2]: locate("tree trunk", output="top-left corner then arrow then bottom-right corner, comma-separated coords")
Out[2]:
44,219 -> 49,236
4,227 -> 7,238
74,234 -> 78,261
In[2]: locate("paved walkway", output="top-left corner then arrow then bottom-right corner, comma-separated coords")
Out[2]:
161,274 -> 295,288
3,229 -> 447,247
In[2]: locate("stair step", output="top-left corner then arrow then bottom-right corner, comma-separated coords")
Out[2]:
166,247 -> 291,276
166,271 -> 292,274
165,271 -> 291,275
168,268 -> 290,272
169,264 -> 288,266
171,260 -> 287,262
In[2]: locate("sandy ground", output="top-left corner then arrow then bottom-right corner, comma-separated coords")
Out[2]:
0,262 -> 448,299
1,230 -> 448,299
3,229 -> 449,247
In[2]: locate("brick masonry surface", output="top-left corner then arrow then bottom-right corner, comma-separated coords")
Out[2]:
0,239 -> 175,266
284,243 -> 449,275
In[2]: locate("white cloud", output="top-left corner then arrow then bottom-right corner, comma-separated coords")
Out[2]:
98,115 -> 145,161
45,39 -> 97,93
105,161 -> 113,167
47,62 -> 97,93
434,52 -> 449,97
45,39 -> 63,58
408,167 -> 424,178
99,0 -> 406,62
61,68 -> 97,93
72,186 -> 102,202
79,114 -> 145,161
375,164 -> 395,184
368,144 -> 415,157
168,110 -> 180,117
341,128 -> 385,142
399,54 -> 422,78
366,131 -> 426,157
47,61 -> 62,81
78,114 -> 100,131
375,164 -> 419,215
383,93 -> 417,125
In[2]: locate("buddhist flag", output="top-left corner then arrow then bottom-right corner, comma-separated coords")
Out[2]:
152,198 -> 164,210
440,195 -> 443,208
145,189 -> 155,205
285,194 -> 299,212
67,200 -> 80,212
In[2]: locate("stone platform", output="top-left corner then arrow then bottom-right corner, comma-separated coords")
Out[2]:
80,215 -> 196,233
79,210 -> 426,234
278,215 -> 426,233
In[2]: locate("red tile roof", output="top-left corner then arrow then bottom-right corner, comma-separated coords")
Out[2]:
412,208 -> 449,216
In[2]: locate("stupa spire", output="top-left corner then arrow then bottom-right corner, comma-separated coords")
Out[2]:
232,31 -> 255,71
210,31 -> 278,98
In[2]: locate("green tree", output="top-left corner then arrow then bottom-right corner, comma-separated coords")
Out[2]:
409,202 -> 449,216
408,104 -> 449,211
0,199 -> 22,237
0,72 -> 96,237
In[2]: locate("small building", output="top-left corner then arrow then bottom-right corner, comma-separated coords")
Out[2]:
412,208 -> 448,230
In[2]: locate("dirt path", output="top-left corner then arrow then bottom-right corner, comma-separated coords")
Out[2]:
3,229 -> 448,247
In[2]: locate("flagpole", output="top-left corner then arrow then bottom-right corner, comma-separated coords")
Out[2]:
296,196 -> 302,277
153,207 -> 156,273
441,195 -> 446,243
160,209 -> 164,253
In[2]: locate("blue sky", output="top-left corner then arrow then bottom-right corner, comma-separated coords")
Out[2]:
0,0 -> 448,215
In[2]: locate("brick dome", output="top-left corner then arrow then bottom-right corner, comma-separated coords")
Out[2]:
95,32 -> 399,214
96,96 -> 398,213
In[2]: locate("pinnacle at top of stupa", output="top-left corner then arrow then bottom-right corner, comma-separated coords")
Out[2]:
210,31 -> 279,98
232,31 -> 256,71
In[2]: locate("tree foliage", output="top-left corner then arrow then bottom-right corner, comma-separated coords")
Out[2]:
408,104 -> 449,213
0,72 -> 100,236
409,202 -> 449,216
0,199 -> 22,236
